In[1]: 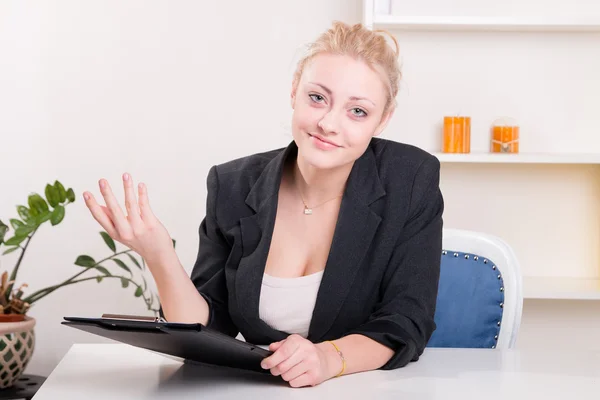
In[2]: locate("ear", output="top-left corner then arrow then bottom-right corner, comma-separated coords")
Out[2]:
290,80 -> 298,109
373,106 -> 395,137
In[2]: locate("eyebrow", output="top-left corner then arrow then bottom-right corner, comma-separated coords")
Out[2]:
308,82 -> 376,107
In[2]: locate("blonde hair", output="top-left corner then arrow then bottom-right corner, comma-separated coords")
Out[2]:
293,21 -> 401,114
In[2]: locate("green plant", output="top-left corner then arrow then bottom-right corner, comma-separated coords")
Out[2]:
0,180 -> 163,317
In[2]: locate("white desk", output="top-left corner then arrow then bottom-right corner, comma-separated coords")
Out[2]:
33,343 -> 600,399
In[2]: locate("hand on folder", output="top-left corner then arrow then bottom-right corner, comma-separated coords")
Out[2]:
261,334 -> 341,388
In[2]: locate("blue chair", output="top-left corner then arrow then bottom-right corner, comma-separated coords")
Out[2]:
427,229 -> 523,349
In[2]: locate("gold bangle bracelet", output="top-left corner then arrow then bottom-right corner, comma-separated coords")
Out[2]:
326,340 -> 346,378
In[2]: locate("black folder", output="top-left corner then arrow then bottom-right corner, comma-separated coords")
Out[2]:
62,316 -> 273,373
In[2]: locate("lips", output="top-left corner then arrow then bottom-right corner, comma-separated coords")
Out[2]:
309,133 -> 339,147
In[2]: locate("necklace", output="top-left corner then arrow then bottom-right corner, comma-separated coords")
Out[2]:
296,187 -> 343,215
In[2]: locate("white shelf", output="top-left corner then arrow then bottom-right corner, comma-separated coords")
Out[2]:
372,15 -> 600,32
524,277 -> 600,300
433,153 -> 600,165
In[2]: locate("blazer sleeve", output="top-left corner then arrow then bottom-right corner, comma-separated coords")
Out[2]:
187,165 -> 239,337
348,156 -> 443,369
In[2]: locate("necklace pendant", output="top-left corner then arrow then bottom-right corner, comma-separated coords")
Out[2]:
303,206 -> 313,215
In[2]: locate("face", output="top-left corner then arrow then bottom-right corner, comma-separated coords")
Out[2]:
290,53 -> 394,171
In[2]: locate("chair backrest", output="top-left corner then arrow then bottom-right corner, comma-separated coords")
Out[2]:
427,228 -> 523,349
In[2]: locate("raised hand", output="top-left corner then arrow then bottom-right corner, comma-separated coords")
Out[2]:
83,173 -> 174,266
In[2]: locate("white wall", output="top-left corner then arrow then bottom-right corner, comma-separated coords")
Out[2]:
0,0 -> 361,376
1,0 -> 598,378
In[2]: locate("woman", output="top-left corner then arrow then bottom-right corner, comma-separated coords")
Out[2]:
83,21 -> 444,388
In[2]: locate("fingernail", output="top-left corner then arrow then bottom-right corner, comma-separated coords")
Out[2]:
261,363 -> 267,369
83,193 -> 90,201
99,180 -> 106,189
123,173 -> 129,181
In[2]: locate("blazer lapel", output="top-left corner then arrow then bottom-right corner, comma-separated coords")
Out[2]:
308,145 -> 386,341
234,142 -> 296,340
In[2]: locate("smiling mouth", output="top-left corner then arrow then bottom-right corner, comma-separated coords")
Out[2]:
309,133 -> 340,147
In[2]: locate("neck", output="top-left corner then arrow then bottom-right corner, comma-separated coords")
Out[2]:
291,154 -> 353,206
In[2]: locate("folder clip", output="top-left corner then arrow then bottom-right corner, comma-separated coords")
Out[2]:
101,313 -> 167,323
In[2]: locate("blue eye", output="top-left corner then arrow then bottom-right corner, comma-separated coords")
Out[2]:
352,108 -> 367,117
309,94 -> 325,103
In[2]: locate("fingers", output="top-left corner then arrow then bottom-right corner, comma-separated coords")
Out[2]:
262,335 -> 323,388
282,363 -> 310,383
98,179 -> 132,238
262,335 -> 303,371
83,192 -> 118,238
137,182 -> 154,221
289,372 -> 316,388
269,341 -> 283,352
122,173 -> 142,227
85,174 -> 156,244
277,352 -> 308,379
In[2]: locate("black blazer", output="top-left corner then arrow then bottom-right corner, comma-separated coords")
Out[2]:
189,137 -> 444,370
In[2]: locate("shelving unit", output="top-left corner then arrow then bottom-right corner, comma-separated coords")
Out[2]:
363,0 -> 600,304
363,0 -> 600,31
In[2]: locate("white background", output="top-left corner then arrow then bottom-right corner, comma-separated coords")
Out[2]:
1,0 -> 599,376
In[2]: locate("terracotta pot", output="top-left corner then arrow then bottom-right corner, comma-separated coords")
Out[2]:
0,316 -> 35,388
0,314 -> 26,323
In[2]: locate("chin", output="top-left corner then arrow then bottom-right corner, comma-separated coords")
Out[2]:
297,143 -> 346,170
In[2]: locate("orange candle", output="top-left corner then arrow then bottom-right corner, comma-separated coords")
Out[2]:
443,116 -> 471,153
491,118 -> 519,153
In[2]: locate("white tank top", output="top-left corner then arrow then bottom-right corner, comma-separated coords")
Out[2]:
258,270 -> 324,338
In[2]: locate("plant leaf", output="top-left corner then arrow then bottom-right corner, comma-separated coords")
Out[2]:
95,266 -> 111,276
96,276 -> 103,283
50,205 -> 65,226
17,206 -> 31,223
142,275 -> 148,291
27,201 -> 39,217
172,238 -> 176,249
9,219 -> 24,230
0,220 -> 8,244
134,286 -> 143,297
112,259 -> 131,275
100,232 -> 116,252
4,235 -> 27,247
15,225 -> 34,237
121,278 -> 129,288
54,181 -> 67,203
66,188 -> 76,203
45,184 -> 60,208
74,255 -> 96,267
126,253 -> 142,270
37,211 -> 52,224
28,194 -> 49,215
2,247 -> 19,255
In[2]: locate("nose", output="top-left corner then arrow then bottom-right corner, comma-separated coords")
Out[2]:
317,109 -> 341,135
